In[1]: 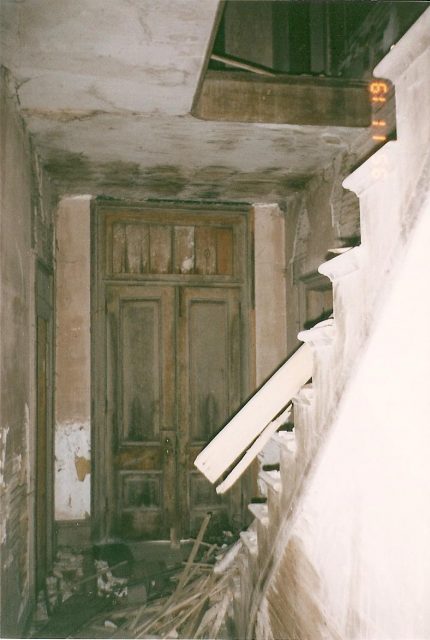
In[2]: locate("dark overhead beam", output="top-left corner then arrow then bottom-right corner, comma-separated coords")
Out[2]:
192,71 -> 371,128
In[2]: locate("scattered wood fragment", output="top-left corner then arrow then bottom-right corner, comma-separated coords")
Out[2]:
169,512 -> 211,599
72,515 -> 242,640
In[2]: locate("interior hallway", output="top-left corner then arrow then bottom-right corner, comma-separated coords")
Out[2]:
1,2 -> 430,638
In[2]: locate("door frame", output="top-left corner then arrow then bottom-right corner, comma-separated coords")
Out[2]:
34,260 -> 55,591
91,201 -> 255,542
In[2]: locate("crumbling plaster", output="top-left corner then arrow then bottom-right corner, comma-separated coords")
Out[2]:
55,196 -> 92,521
250,12 -> 430,638
0,0 -> 364,201
265,191 -> 430,640
253,203 -> 287,384
0,65 -> 55,637
24,113 -> 361,202
282,150 -> 360,353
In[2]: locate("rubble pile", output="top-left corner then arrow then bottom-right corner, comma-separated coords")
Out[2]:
82,514 -> 241,639
95,559 -> 128,601
46,548 -> 85,609
31,515 -> 241,639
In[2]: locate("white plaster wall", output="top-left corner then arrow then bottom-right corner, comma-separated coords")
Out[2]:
253,203 -> 287,385
285,194 -> 430,638
257,11 -> 430,639
55,196 -> 91,520
0,66 -> 55,636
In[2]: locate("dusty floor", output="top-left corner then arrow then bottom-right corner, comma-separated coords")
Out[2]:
30,541 -> 192,639
29,531 -> 236,639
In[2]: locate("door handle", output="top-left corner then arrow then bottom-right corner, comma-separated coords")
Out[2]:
162,431 -> 176,459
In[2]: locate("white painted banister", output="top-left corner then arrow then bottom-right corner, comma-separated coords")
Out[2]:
215,405 -> 291,494
194,343 -> 313,484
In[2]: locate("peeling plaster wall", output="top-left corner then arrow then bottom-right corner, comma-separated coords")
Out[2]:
253,203 -> 287,384
265,192 -> 430,640
256,12 -> 430,638
0,0 -> 362,203
285,151 -> 360,354
0,66 -> 55,638
55,197 -> 91,522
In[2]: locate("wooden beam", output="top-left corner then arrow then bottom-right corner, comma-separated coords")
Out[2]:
215,405 -> 292,494
210,53 -> 278,77
194,343 -> 313,483
192,70 -> 371,127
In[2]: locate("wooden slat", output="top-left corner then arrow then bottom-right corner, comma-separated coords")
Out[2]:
216,406 -> 291,494
125,224 -> 140,273
194,343 -> 313,483
112,223 -> 126,273
174,226 -> 195,274
195,226 -> 217,275
149,225 -> 172,273
169,513 -> 211,598
124,223 -> 149,274
216,227 -> 234,275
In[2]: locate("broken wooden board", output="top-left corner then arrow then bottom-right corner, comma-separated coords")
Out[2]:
194,343 -> 313,483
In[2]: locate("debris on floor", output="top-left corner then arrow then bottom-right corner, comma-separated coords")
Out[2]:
30,515 -> 240,639
48,548 -> 85,610
95,559 -> 128,601
99,514 -> 238,639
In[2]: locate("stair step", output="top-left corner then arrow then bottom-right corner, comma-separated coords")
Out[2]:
342,140 -> 399,198
292,383 -> 314,406
248,502 -> 269,524
239,530 -> 258,556
298,317 -> 335,348
259,469 -> 281,492
318,246 -> 362,281
277,430 -> 296,444
277,421 -> 294,432
258,431 -> 283,468
262,463 -> 280,472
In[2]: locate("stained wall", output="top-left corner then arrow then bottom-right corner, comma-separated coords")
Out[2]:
255,10 -> 430,639
284,150 -> 360,355
253,203 -> 287,384
0,66 -> 55,638
54,196 -> 92,541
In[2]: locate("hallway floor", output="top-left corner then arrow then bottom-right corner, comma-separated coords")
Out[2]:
29,533 -> 236,639
30,541 -> 191,639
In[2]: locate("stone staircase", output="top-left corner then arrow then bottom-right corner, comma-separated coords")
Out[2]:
225,9 -> 430,640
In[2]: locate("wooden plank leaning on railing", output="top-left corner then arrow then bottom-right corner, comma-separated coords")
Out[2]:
194,343 -> 313,489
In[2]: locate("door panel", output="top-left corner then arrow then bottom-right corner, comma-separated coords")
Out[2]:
107,285 -> 176,539
189,300 -> 228,441
178,287 -> 242,537
121,300 -> 161,441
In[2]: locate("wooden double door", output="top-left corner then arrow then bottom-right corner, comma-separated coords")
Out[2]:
93,206 -> 251,541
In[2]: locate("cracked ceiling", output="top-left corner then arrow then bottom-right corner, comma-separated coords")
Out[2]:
1,0 -> 365,203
